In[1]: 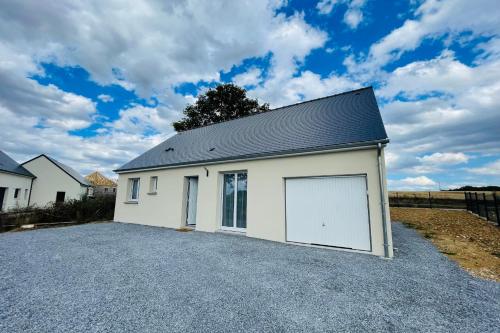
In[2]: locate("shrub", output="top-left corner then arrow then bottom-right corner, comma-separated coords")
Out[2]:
1,195 -> 116,227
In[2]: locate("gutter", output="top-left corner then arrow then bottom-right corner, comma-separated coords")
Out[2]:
114,139 -> 390,174
377,143 -> 390,258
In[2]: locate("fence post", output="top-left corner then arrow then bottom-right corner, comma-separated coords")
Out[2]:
493,192 -> 500,227
464,192 -> 468,211
483,193 -> 489,221
396,192 -> 399,207
474,192 -> 479,215
428,191 -> 432,209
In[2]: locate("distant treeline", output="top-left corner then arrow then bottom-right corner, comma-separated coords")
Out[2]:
448,186 -> 500,191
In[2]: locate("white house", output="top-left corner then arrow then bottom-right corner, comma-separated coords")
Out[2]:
21,155 -> 90,207
0,150 -> 35,211
113,87 -> 393,257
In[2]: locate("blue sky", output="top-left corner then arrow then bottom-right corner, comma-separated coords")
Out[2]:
0,0 -> 499,189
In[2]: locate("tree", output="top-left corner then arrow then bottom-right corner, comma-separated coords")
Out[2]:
172,83 -> 270,132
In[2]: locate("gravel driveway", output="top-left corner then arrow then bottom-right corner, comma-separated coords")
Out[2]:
1,222 -> 499,332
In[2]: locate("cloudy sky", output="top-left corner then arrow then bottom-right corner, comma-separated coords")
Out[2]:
0,0 -> 499,190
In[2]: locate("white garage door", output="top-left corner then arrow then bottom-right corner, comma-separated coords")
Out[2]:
285,175 -> 371,251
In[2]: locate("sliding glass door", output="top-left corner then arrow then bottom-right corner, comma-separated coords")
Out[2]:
222,172 -> 247,230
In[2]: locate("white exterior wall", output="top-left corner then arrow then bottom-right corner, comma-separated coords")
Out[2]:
0,172 -> 32,211
22,156 -> 87,207
114,147 -> 393,257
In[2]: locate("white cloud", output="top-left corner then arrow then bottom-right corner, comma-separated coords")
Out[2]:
389,176 -> 438,190
467,159 -> 500,176
0,0 -> 329,176
343,0 -> 365,29
0,0 -> 325,98
97,94 -> 114,103
418,152 -> 470,165
232,68 -> 262,87
348,0 -> 500,75
316,0 -> 366,29
379,50 -> 500,179
0,45 -> 96,130
250,70 -> 360,107
316,0 -> 339,15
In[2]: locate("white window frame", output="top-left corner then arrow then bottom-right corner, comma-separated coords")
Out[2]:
149,176 -> 158,194
220,171 -> 247,232
128,178 -> 140,202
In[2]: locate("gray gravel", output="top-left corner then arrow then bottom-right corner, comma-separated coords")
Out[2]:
0,222 -> 499,332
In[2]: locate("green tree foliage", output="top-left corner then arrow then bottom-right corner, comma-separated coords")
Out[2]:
173,84 -> 270,132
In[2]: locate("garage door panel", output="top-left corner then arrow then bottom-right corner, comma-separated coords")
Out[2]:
285,176 -> 371,251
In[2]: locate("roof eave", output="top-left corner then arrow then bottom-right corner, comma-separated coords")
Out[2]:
114,138 -> 389,174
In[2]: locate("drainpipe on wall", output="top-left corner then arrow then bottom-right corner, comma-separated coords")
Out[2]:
377,143 -> 390,258
27,177 -> 34,207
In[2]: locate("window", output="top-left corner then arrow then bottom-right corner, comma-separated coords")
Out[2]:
149,176 -> 158,193
128,178 -> 140,201
14,188 -> 20,199
24,189 -> 28,200
104,187 -> 108,192
112,188 -> 116,193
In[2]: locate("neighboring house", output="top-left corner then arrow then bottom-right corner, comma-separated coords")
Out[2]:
0,150 -> 35,211
85,171 -> 117,196
22,154 -> 89,207
114,87 -> 393,257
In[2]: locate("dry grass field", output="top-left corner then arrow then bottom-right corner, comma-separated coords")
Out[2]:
389,191 -> 494,200
391,207 -> 500,282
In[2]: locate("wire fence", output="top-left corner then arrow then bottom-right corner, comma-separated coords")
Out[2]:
465,192 -> 500,226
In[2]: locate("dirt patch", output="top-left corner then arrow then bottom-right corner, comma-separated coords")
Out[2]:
391,208 -> 500,282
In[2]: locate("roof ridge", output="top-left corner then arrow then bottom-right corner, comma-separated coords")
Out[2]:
175,86 -> 372,135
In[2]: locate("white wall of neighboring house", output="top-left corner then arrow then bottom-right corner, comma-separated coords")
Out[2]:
22,156 -> 87,207
0,172 -> 32,211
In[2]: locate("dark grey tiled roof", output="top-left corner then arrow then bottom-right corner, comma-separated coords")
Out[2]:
0,150 -> 35,178
116,87 -> 388,172
22,154 -> 89,186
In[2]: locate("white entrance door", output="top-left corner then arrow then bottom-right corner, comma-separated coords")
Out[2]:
285,175 -> 371,251
186,177 -> 198,225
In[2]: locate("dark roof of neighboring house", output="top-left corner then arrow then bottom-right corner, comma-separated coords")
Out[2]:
0,150 -> 35,178
116,87 -> 389,173
22,154 -> 90,186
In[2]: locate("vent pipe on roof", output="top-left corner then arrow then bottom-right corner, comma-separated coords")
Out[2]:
377,142 -> 390,258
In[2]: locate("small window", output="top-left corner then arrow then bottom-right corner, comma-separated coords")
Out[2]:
14,188 -> 20,199
104,187 -> 108,192
56,191 -> 65,203
128,178 -> 140,201
149,176 -> 158,193
113,188 -> 116,193
24,189 -> 28,200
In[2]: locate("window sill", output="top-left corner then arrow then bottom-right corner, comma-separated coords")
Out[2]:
147,192 -> 157,195
124,201 -> 139,204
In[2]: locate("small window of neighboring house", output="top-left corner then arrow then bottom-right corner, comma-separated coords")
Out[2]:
128,178 -> 140,201
14,188 -> 20,199
24,189 -> 28,200
149,176 -> 158,194
56,191 -> 65,203
112,188 -> 116,193
104,187 -> 108,192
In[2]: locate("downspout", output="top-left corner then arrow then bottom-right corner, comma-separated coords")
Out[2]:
377,143 -> 390,258
27,177 -> 34,207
